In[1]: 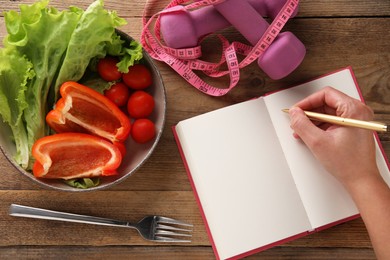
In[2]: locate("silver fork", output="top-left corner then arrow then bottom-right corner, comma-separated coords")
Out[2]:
9,204 -> 192,243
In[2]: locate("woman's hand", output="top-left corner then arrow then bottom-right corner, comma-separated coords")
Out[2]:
288,86 -> 390,260
288,86 -> 379,188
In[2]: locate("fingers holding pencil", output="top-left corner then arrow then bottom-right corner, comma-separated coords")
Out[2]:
285,108 -> 388,132
288,107 -> 325,140
286,86 -> 388,143
284,85 -> 381,187
293,86 -> 374,121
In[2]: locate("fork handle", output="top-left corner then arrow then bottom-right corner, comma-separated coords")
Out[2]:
9,204 -> 132,228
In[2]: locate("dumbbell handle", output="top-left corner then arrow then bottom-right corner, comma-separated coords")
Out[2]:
190,5 -> 232,39
214,0 -> 270,46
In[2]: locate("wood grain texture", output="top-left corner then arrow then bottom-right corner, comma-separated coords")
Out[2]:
0,0 -> 389,259
0,246 -> 377,260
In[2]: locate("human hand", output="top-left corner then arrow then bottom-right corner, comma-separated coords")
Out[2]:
288,86 -> 380,189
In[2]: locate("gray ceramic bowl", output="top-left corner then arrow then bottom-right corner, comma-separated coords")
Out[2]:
0,31 -> 166,191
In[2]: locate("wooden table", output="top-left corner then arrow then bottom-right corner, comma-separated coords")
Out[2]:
1,0 -> 389,259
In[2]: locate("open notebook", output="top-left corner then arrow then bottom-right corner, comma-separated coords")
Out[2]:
173,67 -> 390,260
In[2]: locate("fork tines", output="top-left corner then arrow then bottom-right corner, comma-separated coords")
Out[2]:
155,216 -> 193,242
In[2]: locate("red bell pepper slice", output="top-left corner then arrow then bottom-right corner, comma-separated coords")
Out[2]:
46,81 -> 131,142
32,133 -> 122,179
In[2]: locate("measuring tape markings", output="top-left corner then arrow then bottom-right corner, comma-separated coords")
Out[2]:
142,0 -> 249,95
142,18 -> 238,96
142,2 -> 242,96
141,0 -> 299,96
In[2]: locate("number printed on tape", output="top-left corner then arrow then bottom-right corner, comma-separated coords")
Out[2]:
141,0 -> 299,96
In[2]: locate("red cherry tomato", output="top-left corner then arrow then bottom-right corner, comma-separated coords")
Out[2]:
97,56 -> 122,82
127,90 -> 155,118
104,82 -> 130,107
122,64 -> 152,90
131,119 -> 156,143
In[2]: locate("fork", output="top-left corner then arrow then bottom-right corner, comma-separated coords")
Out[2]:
9,204 -> 192,243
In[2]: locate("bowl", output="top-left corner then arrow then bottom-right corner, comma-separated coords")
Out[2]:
0,31 -> 166,191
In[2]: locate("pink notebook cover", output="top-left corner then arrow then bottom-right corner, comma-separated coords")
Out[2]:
172,66 -> 389,260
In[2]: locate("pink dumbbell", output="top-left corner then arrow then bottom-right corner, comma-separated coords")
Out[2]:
213,0 -> 305,79
160,0 -> 297,48
160,0 -> 305,79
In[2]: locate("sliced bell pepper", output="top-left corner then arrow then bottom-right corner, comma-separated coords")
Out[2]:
46,81 -> 131,142
32,133 -> 122,179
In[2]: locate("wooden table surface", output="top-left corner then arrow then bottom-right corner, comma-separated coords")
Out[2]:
1,0 -> 389,259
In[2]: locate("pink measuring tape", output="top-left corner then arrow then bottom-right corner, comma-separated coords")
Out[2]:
141,0 -> 300,96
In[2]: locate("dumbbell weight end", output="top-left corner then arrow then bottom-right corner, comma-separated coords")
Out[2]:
258,32 -> 306,80
214,0 -> 305,79
160,6 -> 230,48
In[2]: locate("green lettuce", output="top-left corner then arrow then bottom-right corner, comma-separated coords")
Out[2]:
0,47 -> 35,168
52,0 -> 127,101
0,0 -> 143,170
107,34 -> 144,73
4,0 -> 82,168
64,177 -> 100,189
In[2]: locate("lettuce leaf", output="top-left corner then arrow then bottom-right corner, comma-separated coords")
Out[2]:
0,0 -> 138,170
4,0 -> 83,168
64,177 -> 100,189
106,33 -> 144,73
0,47 -> 35,168
52,0 -> 127,101
116,40 -> 144,73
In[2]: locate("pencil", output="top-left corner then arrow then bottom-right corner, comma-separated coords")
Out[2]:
282,109 -> 388,132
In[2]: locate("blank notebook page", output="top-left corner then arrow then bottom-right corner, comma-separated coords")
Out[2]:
264,68 -> 388,228
176,98 -> 311,259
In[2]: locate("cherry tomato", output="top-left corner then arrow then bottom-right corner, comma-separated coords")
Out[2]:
131,119 -> 156,143
104,82 -> 130,107
97,56 -> 122,82
127,90 -> 155,118
122,64 -> 152,90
